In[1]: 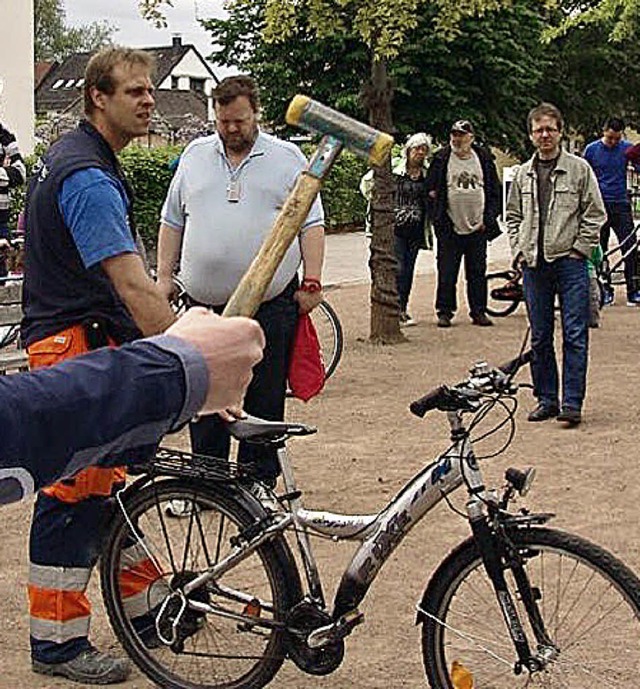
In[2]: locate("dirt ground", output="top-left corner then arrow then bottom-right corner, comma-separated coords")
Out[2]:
2,271 -> 640,688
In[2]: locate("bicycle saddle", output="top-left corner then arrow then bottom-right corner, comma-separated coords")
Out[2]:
227,414 -> 317,442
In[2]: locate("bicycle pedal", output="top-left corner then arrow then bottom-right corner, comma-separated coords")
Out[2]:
280,490 -> 301,502
306,609 -> 364,648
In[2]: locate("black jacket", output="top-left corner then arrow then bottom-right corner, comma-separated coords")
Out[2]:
425,144 -> 502,241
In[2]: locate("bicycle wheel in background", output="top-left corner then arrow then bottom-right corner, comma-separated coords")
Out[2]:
420,526 -> 640,688
311,300 -> 343,379
100,479 -> 294,689
486,271 -> 522,318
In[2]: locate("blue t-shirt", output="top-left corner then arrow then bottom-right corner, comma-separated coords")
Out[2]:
58,167 -> 137,268
583,139 -> 634,203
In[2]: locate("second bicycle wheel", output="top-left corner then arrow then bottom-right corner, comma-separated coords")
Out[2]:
486,272 -> 522,318
310,300 -> 343,379
421,526 -> 640,688
100,479 -> 295,689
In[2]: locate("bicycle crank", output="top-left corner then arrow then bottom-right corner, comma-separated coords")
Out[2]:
306,608 -> 364,648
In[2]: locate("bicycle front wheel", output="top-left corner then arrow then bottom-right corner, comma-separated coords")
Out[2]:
311,300 -> 343,379
100,479 -> 293,689
421,526 -> 640,688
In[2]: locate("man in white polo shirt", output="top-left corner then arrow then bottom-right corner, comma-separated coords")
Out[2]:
157,75 -> 325,490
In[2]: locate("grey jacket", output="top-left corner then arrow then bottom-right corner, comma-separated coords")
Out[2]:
505,149 -> 606,267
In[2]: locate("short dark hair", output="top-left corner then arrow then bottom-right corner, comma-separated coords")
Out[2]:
84,47 -> 154,115
527,102 -> 564,134
212,75 -> 260,112
604,117 -> 625,132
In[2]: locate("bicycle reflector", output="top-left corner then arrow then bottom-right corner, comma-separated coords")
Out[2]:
450,659 -> 474,688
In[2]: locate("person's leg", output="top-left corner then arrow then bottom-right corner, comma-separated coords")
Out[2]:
463,232 -> 489,318
608,202 -> 638,299
394,234 -> 412,313
435,230 -> 463,319
237,283 -> 298,485
588,276 -> 601,328
29,474 -> 129,683
556,256 -> 590,412
523,263 -> 559,410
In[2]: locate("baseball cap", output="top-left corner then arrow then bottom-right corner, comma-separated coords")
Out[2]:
451,120 -> 474,135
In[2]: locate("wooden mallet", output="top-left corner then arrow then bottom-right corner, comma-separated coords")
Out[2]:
223,95 -> 393,317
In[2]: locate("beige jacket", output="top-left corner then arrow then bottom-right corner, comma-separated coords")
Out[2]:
505,149 -> 606,267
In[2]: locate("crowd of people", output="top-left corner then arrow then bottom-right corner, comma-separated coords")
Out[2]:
0,42 -> 639,684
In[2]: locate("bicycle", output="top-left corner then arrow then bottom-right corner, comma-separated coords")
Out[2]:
486,267 -> 524,317
597,218 -> 640,306
99,350 -> 640,688
171,275 -> 343,381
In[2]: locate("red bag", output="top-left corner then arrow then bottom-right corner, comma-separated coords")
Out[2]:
288,313 -> 325,401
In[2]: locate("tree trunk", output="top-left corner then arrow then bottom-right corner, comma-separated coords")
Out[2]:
364,58 -> 405,344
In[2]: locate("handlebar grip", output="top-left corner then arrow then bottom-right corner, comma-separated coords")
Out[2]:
409,386 -> 447,418
498,350 -> 532,376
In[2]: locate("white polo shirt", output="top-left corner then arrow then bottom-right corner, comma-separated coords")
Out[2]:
161,130 -> 324,306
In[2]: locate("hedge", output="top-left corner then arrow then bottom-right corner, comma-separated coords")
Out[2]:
9,141 -> 369,254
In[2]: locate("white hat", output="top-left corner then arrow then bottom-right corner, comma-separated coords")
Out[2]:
405,132 -> 431,151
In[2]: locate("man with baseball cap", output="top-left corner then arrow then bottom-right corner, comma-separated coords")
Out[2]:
426,119 -> 501,328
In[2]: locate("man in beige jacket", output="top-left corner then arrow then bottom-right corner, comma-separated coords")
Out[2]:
506,102 -> 606,427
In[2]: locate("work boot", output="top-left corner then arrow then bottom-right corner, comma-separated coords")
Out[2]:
527,403 -> 559,422
32,647 -> 130,685
556,407 -> 582,426
471,313 -> 493,327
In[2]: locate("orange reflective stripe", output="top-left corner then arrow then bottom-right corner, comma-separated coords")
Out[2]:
28,585 -> 91,622
42,466 -> 121,501
120,558 -> 163,599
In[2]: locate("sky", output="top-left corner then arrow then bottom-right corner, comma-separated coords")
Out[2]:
63,0 -> 236,76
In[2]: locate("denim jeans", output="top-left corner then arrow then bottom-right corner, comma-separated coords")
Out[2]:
394,234 -> 421,312
523,257 -> 589,411
600,201 -> 638,297
435,228 -> 488,317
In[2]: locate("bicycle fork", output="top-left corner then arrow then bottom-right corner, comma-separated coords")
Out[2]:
467,497 -> 558,675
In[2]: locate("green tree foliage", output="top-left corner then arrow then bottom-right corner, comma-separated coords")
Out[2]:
35,0 -> 116,61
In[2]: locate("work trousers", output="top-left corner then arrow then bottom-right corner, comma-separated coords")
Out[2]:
435,228 -> 488,318
26,324 -> 160,664
523,257 -> 590,412
189,280 -> 299,484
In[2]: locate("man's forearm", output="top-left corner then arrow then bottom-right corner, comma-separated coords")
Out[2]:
157,223 -> 183,280
0,336 -> 207,504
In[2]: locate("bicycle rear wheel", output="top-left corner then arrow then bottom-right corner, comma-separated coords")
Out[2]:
421,526 -> 640,688
311,300 -> 343,380
100,479 -> 294,689
486,272 -> 521,318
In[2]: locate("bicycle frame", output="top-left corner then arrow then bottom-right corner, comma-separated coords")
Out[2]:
180,409 -> 486,623
600,220 -> 640,284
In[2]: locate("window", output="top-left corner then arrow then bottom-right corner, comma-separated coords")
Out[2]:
171,76 -> 179,90
190,78 -> 205,93
52,79 -> 64,89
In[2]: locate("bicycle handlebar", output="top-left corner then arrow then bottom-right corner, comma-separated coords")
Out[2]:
409,350 -> 532,418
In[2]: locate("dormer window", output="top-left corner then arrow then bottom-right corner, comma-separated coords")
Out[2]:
190,78 -> 205,93
52,79 -> 64,89
65,79 -> 75,88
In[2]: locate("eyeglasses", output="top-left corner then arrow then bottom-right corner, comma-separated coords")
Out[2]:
531,126 -> 559,136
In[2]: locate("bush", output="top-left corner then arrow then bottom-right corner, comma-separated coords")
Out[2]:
118,144 -> 182,251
